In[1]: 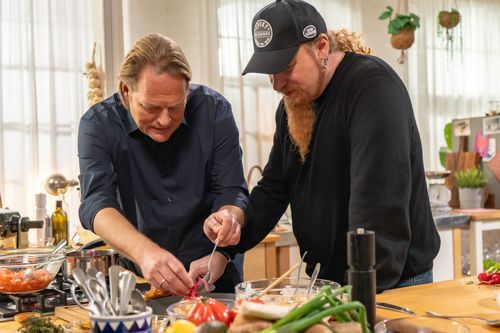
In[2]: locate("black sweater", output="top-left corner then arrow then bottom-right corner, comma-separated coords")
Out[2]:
237,52 -> 440,292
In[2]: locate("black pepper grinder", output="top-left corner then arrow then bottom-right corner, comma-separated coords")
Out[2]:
347,228 -> 376,329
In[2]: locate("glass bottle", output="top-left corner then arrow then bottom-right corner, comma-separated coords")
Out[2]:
51,200 -> 68,243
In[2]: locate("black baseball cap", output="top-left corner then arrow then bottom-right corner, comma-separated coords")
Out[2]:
242,0 -> 327,75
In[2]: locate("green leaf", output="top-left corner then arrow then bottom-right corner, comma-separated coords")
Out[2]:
484,258 -> 495,270
378,6 -> 393,20
444,122 -> 452,149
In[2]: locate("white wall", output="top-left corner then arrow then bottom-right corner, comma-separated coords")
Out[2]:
116,0 -> 414,90
122,0 -> 221,91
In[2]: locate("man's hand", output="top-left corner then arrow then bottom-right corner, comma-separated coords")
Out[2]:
188,252 -> 228,284
138,247 -> 194,296
203,206 -> 244,246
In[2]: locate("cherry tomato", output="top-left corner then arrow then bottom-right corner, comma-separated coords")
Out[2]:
490,272 -> 500,284
186,297 -> 230,326
478,272 -> 491,283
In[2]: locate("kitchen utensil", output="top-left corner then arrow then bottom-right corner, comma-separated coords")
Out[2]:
24,239 -> 67,278
347,228 -> 376,328
255,261 -> 303,298
109,265 -> 121,313
198,240 -> 218,293
293,251 -> 307,295
376,302 -> 416,315
130,289 -> 147,313
306,262 -> 321,296
119,271 -> 137,315
426,311 -> 500,327
64,248 -> 118,279
90,306 -> 153,333
87,278 -> 110,316
0,251 -> 65,294
71,283 -> 100,316
374,316 -> 471,333
86,266 -> 98,278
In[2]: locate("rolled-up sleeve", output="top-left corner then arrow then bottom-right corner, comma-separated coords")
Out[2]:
77,112 -> 123,232
210,99 -> 250,219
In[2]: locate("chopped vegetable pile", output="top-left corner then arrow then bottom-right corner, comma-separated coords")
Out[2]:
478,259 -> 500,284
0,268 -> 53,293
18,316 -> 64,333
257,285 -> 369,333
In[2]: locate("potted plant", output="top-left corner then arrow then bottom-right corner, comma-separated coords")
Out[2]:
437,8 -> 462,60
378,6 -> 420,64
454,167 -> 487,209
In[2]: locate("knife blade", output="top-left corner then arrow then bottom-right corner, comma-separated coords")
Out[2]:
376,302 -> 416,315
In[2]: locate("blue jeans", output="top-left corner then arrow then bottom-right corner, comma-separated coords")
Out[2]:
394,269 -> 433,288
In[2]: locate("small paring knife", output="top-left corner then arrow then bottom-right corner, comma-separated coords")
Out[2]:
376,302 -> 416,315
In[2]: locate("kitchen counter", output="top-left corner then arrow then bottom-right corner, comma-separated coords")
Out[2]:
377,277 -> 500,333
1,278 -> 498,332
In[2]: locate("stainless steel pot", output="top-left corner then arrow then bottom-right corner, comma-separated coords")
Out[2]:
64,249 -> 118,278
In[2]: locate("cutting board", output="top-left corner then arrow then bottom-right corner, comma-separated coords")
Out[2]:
54,305 -> 89,323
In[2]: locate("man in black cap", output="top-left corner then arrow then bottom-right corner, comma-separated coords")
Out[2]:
207,0 -> 440,292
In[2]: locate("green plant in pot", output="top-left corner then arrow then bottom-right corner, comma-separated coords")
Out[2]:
379,6 -> 420,64
454,168 -> 487,209
437,8 -> 462,60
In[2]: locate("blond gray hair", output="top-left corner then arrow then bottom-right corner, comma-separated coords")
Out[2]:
118,33 -> 192,106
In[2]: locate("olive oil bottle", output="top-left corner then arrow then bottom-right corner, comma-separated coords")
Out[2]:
51,200 -> 68,243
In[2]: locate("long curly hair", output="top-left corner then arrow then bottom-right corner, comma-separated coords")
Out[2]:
327,29 -> 373,55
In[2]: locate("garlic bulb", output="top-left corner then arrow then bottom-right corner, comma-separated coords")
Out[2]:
85,42 -> 103,107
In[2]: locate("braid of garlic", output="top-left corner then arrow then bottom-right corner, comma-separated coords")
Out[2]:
85,42 -> 103,107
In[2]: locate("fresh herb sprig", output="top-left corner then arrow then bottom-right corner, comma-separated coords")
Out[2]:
18,316 -> 64,333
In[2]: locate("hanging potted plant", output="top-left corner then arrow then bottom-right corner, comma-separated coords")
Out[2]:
437,8 -> 462,60
454,167 -> 487,209
379,6 -> 420,64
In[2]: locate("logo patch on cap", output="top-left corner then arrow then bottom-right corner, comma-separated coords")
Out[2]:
254,19 -> 273,48
303,25 -> 317,39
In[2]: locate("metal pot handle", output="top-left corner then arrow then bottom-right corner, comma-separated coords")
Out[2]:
79,238 -> 106,250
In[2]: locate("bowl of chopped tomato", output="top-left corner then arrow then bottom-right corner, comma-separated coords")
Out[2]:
0,251 -> 65,294
166,297 -> 234,325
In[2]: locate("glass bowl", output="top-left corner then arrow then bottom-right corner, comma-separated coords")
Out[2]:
374,316 -> 471,333
235,277 -> 341,304
166,298 -> 234,322
0,251 -> 65,294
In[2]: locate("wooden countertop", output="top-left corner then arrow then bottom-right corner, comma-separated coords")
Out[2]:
377,277 -> 500,332
2,277 -> 499,332
454,208 -> 500,221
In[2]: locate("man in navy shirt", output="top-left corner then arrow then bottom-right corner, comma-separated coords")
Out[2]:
78,33 -> 249,294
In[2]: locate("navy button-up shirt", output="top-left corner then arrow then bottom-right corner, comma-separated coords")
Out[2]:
77,84 -> 250,266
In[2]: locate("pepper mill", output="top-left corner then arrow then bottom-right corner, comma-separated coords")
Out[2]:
347,228 -> 376,329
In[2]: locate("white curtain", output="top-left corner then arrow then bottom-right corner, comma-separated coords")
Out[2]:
0,0 -> 94,240
217,0 -> 363,184
408,0 -> 500,170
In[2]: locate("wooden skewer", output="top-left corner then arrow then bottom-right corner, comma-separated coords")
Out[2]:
256,261 -> 302,298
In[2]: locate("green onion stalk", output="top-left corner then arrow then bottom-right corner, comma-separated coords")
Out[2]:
259,286 -> 370,333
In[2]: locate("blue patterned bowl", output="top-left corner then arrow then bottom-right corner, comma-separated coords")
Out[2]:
90,307 -> 152,333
